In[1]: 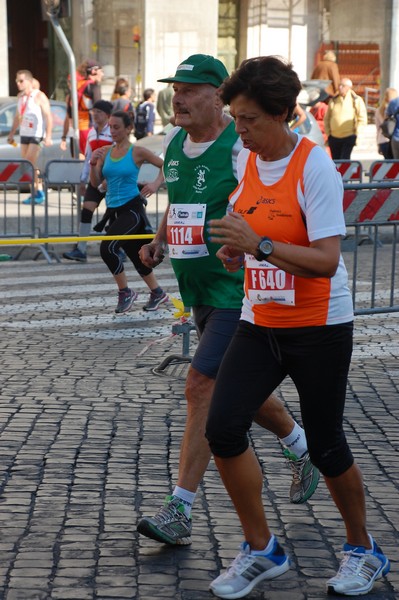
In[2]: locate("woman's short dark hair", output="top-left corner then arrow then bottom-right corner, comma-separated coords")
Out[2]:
220,55 -> 302,122
111,110 -> 133,127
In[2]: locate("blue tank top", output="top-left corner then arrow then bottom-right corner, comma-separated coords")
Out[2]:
102,144 -> 140,208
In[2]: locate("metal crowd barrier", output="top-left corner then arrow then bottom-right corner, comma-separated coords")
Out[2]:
1,160 -> 397,316
0,159 -> 35,238
369,159 -> 399,182
343,181 -> 399,314
0,157 -> 166,263
334,159 -> 399,185
153,320 -> 197,376
43,159 -> 85,238
0,158 -> 87,262
334,159 -> 363,182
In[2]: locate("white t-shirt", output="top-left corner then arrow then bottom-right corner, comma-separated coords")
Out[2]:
164,125 -> 242,178
234,135 -> 346,241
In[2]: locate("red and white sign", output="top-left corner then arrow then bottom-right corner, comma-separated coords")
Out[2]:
0,161 -> 33,183
369,160 -> 399,182
343,189 -> 399,222
334,160 -> 363,182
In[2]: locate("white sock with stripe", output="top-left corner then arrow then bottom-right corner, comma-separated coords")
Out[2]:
172,486 -> 196,518
280,423 -> 308,458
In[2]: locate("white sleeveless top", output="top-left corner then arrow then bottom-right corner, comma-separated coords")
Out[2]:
18,90 -> 45,138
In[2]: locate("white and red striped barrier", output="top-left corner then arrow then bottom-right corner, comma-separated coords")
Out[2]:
334,160 -> 363,182
369,160 -> 399,182
0,160 -> 34,183
343,187 -> 399,223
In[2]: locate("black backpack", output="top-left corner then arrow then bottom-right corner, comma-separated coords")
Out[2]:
381,109 -> 399,140
134,102 -> 150,139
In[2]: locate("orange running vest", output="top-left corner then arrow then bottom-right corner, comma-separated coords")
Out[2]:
231,138 -> 332,328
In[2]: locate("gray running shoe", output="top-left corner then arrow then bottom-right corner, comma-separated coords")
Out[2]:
63,247 -> 87,263
210,537 -> 290,599
143,290 -> 168,311
283,449 -> 320,504
137,495 -> 192,545
115,289 -> 138,314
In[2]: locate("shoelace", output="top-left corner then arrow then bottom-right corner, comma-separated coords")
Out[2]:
336,551 -> 375,579
284,450 -> 307,484
155,500 -> 184,524
226,550 -> 255,577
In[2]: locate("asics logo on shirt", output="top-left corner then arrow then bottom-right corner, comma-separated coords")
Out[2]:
256,196 -> 276,205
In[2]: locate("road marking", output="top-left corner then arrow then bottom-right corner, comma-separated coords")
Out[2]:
0,308 -> 174,328
0,262 -> 397,356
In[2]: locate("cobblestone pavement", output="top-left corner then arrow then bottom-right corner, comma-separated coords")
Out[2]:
0,244 -> 398,600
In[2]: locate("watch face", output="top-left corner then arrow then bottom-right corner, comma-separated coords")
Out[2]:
259,238 -> 273,255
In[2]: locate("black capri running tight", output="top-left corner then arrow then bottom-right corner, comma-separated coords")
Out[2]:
100,200 -> 152,278
205,320 -> 354,478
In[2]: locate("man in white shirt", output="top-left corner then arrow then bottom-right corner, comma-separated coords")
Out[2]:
8,69 -> 53,205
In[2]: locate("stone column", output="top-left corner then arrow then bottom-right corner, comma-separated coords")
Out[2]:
0,0 -> 8,95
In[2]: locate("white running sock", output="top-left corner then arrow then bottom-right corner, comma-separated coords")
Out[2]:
77,222 -> 91,253
251,534 -> 275,555
173,486 -> 196,518
280,422 -> 308,458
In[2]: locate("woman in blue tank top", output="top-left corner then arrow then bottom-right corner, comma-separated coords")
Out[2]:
90,111 -> 168,313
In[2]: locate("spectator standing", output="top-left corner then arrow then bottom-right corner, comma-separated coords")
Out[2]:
386,90 -> 399,159
110,77 -> 129,101
311,50 -> 341,98
7,69 -> 53,205
324,78 -> 368,159
206,54 -> 390,599
62,59 -> 104,157
375,88 -> 397,159
111,77 -> 135,122
63,100 -> 114,263
156,82 -> 173,126
90,111 -> 168,313
60,77 -> 76,157
309,101 -> 331,156
310,101 -> 328,139
137,54 -> 318,548
134,88 -> 156,139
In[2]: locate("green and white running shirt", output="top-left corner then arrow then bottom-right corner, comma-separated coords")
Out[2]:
164,122 -> 244,309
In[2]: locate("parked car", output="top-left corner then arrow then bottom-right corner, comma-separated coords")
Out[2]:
136,80 -> 330,182
0,96 -> 72,173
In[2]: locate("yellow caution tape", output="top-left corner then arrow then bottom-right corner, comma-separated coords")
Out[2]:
0,234 -> 155,246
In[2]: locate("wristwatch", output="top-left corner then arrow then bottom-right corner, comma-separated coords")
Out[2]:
255,236 -> 274,261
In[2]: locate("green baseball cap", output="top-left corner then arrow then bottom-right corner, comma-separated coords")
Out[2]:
158,54 -> 228,88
